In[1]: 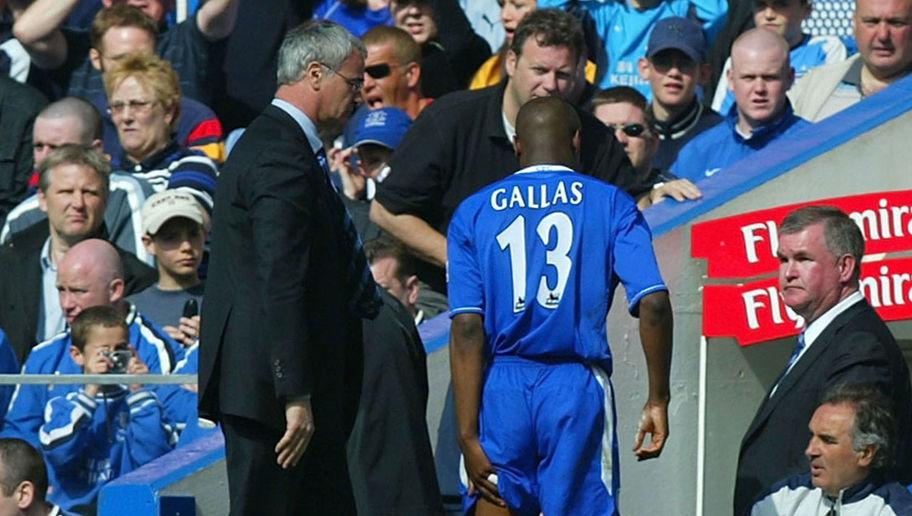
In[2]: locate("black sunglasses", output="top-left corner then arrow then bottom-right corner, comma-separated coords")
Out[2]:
606,123 -> 647,137
365,63 -> 398,79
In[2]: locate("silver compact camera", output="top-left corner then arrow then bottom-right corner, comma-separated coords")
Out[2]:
102,349 -> 132,374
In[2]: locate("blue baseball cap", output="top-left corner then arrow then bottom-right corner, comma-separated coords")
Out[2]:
646,17 -> 707,63
351,107 -> 412,150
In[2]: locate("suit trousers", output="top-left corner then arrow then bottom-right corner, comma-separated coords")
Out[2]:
221,414 -> 356,515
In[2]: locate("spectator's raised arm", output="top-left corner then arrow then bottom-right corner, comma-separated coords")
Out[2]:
12,0 -> 79,69
196,0 -> 242,42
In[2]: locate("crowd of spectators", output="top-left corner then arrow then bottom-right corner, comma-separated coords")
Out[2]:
0,0 -> 906,512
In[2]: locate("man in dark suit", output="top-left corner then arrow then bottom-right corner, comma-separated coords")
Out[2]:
198,21 -> 381,515
734,205 -> 912,515
0,144 -> 155,365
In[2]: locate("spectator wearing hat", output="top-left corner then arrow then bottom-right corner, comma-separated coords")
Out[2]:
128,190 -> 208,348
539,0 -> 727,96
711,0 -> 846,115
334,107 -> 411,242
669,28 -> 810,184
637,16 -> 723,172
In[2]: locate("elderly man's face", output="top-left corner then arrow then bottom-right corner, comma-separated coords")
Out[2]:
38,164 -> 106,247
593,101 -> 657,173
57,260 -> 119,323
728,44 -> 793,130
777,223 -> 851,323
805,402 -> 873,496
506,38 -> 577,105
362,42 -> 411,110
318,52 -> 365,128
854,0 -> 912,79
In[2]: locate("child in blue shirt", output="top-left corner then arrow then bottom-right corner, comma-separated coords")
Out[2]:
39,306 -> 173,513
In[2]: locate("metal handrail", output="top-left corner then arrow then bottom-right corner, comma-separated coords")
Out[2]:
0,374 -> 197,385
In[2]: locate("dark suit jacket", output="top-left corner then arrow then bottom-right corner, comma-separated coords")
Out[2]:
347,291 -> 444,515
0,76 -> 46,224
0,223 -> 157,365
734,299 -> 912,515
199,104 -> 363,442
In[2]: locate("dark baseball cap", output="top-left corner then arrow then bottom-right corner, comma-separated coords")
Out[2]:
646,17 -> 707,63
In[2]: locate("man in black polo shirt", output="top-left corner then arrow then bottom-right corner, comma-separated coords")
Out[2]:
370,9 -> 640,294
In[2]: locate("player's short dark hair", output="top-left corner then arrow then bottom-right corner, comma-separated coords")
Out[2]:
364,234 -> 417,282
0,438 -> 48,501
820,383 -> 896,472
71,305 -> 128,352
510,9 -> 585,64
779,206 -> 864,280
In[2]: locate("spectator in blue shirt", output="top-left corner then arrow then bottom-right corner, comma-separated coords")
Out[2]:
670,28 -> 810,183
39,305 -> 172,513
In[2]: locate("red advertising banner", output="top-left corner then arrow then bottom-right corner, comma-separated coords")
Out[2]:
703,257 -> 912,346
692,190 -> 912,279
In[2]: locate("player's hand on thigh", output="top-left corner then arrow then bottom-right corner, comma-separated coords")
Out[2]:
633,400 -> 669,461
462,438 -> 507,507
275,398 -> 315,469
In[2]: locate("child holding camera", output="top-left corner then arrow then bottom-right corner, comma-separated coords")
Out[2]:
39,306 -> 173,513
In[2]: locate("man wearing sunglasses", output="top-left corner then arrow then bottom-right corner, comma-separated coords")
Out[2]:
637,17 -> 723,173
669,28 -> 811,184
591,86 -> 702,209
360,26 -> 431,119
370,9 -> 641,296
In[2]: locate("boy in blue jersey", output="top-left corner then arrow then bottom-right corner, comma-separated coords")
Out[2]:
40,306 -> 173,513
448,97 -> 673,515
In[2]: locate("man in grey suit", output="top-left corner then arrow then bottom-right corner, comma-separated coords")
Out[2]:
198,21 -> 381,515
734,205 -> 912,515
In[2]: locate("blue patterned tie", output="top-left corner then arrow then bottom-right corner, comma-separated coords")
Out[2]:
785,332 -> 806,372
316,147 -> 381,319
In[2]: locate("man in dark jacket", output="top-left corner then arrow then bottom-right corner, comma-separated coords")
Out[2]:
0,144 -> 155,364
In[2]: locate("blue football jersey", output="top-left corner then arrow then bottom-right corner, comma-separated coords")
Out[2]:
447,165 -> 667,370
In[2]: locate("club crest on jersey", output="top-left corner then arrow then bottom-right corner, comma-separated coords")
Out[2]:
490,181 -> 583,211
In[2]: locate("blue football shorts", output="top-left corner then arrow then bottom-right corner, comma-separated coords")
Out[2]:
460,356 -> 619,515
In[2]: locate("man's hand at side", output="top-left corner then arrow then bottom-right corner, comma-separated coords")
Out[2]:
460,436 -> 506,507
275,398 -> 314,469
633,399 -> 669,460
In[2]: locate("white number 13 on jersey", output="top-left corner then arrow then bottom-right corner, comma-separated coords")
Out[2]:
496,212 -> 573,313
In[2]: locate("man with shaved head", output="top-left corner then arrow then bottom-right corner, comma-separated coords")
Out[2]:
1,238 -> 182,458
448,97 -> 673,515
670,28 -> 811,183
0,145 -> 155,367
2,97 -> 156,264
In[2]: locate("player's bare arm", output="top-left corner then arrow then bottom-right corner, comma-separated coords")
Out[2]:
634,290 -> 673,460
450,313 -> 506,507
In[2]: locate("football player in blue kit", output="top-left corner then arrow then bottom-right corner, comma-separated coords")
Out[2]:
448,96 -> 674,515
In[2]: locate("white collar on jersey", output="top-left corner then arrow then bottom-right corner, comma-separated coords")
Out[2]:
514,164 -> 575,175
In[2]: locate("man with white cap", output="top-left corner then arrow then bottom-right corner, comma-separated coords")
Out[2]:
128,190 -> 209,348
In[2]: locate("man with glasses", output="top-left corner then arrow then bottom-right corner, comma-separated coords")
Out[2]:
669,28 -> 810,184
591,86 -> 702,209
199,21 -> 382,515
637,17 -> 723,172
